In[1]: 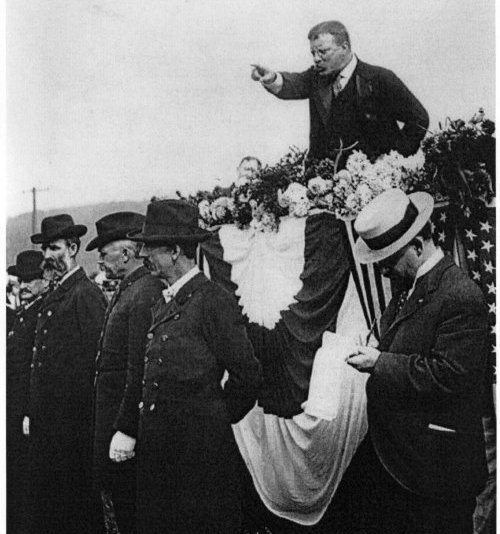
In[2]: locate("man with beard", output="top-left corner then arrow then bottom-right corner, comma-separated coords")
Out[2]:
28,214 -> 107,534
87,212 -> 164,534
129,199 -> 261,533
344,189 -> 488,534
251,20 -> 428,168
6,251 -> 47,534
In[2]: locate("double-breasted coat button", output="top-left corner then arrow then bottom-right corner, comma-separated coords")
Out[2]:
30,363 -> 35,369
174,314 -> 180,320
41,346 -> 46,351
142,379 -> 146,386
8,331 -> 13,337
138,401 -> 144,409
37,313 -> 42,318
32,347 -> 37,353
147,333 -> 154,340
38,362 -> 42,367
161,335 -> 169,341
47,310 -> 52,317
157,358 -> 163,365
19,317 -> 24,323
144,356 -> 149,363
149,404 -> 155,411
43,329 -> 48,335
153,382 -> 159,389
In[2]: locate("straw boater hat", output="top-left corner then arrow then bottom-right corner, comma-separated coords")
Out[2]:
30,214 -> 87,245
86,212 -> 145,251
7,250 -> 44,282
354,189 -> 434,264
128,199 -> 210,244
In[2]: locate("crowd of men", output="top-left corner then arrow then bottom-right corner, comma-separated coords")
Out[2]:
6,18 -> 492,534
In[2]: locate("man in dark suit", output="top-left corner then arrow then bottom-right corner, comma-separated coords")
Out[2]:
129,199 -> 262,534
7,251 -> 47,534
252,20 -> 429,167
344,189 -> 488,533
28,214 -> 107,534
87,212 -> 164,534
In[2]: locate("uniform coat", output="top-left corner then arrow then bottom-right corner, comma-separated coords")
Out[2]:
29,267 -> 106,534
368,255 -> 488,500
137,272 -> 261,534
7,296 -> 44,533
92,266 -> 163,530
270,59 -> 429,163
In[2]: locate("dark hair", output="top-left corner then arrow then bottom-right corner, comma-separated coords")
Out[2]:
65,237 -> 81,254
408,221 -> 433,249
307,20 -> 350,47
238,156 -> 262,170
165,242 -> 198,261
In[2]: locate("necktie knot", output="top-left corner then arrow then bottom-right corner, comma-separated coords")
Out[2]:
333,74 -> 343,97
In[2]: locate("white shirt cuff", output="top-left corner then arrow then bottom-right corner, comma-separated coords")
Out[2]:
262,72 -> 283,93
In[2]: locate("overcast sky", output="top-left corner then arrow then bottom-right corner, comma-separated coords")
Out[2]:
6,0 -> 495,217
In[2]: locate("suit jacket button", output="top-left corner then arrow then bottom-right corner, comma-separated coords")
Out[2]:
19,317 -> 24,323
32,347 -> 37,352
144,356 -> 149,363
47,311 -> 52,316
157,358 -> 163,365
149,404 -> 155,411
161,335 -> 169,341
43,329 -> 48,335
8,331 -> 13,337
147,333 -> 154,340
30,363 -> 35,369
138,401 -> 144,409
153,382 -> 159,389
38,362 -> 42,367
174,314 -> 180,320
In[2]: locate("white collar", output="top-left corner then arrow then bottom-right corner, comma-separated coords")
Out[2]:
163,266 -> 200,303
337,54 -> 358,83
409,248 -> 444,296
58,265 -> 80,285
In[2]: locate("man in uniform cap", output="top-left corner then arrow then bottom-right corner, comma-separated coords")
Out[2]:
6,251 -> 47,533
130,199 -> 262,534
87,212 -> 164,534
343,189 -> 488,533
28,214 -> 107,534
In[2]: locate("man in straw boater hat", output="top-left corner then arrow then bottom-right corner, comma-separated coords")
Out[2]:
6,251 -> 48,533
129,199 -> 262,534
87,212 -> 164,534
341,189 -> 489,533
28,214 -> 107,534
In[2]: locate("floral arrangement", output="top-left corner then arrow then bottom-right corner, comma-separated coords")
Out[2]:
421,109 -> 495,205
176,109 -> 494,233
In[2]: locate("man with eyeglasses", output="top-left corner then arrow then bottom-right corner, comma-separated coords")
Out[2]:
342,189 -> 488,534
251,20 -> 429,168
87,212 -> 164,534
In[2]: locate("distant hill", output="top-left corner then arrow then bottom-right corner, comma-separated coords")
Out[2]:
6,200 -> 150,276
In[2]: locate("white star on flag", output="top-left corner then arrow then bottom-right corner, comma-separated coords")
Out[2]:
493,345 -> 497,354
481,240 -> 494,253
467,249 -> 478,261
491,325 -> 496,335
480,221 -> 492,233
488,303 -> 496,314
486,282 -> 496,295
472,270 -> 481,281
484,261 -> 495,274
439,212 -> 447,222
438,231 -> 446,243
465,229 -> 477,240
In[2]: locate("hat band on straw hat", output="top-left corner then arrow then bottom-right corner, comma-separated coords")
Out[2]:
364,201 -> 418,251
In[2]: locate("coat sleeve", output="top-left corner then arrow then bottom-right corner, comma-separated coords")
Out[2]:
369,294 -> 488,401
269,68 -> 314,100
377,69 -> 429,156
73,286 -> 107,413
202,287 -> 262,423
113,279 -> 163,438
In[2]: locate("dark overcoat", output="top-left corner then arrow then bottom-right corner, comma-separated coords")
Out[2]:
136,272 -> 262,534
368,256 -> 489,500
271,59 -> 429,163
29,267 -> 106,534
93,266 -> 164,488
7,295 -> 44,533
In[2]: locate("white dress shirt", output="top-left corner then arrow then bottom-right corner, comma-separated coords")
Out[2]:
162,266 -> 200,303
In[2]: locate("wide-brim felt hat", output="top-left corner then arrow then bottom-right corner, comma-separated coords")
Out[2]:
86,211 -> 146,251
7,250 -> 44,282
128,199 -> 210,244
354,189 -> 434,264
31,214 -> 87,244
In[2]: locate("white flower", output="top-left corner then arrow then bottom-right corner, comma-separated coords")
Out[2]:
308,176 -> 332,195
281,183 -> 311,217
198,200 -> 211,220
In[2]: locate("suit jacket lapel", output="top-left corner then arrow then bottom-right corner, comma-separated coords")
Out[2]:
380,256 -> 455,348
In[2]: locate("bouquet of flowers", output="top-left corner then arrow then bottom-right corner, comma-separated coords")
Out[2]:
421,109 -> 495,205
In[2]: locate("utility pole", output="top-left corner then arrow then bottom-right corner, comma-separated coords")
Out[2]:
23,187 -> 49,246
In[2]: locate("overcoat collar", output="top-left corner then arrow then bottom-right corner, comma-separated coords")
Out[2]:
41,267 -> 86,308
149,272 -> 208,331
380,255 -> 456,346
119,265 -> 152,292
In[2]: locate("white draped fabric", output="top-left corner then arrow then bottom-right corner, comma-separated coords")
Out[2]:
224,225 -> 370,526
219,216 -> 306,329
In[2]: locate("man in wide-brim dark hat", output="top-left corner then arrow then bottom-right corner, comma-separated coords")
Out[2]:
28,214 -> 107,534
88,211 -> 164,534
128,199 -> 262,534
6,250 -> 47,534
341,189 -> 489,534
